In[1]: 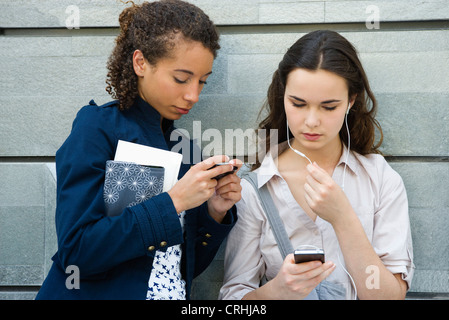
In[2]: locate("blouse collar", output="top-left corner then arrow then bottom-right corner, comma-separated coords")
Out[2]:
256,141 -> 359,189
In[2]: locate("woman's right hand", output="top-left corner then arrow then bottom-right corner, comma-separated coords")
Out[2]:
245,254 -> 336,300
271,254 -> 336,299
168,155 -> 236,214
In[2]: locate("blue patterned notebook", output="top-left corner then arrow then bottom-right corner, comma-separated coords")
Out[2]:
103,160 -> 165,217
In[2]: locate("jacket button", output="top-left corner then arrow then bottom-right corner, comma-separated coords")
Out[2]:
202,241 -> 208,246
160,241 -> 167,247
148,246 -> 155,251
205,233 -> 212,238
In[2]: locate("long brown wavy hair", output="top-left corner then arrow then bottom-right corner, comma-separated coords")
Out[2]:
106,0 -> 220,111
253,30 -> 383,170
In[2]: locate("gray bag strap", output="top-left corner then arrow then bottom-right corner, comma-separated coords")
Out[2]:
242,171 -> 294,259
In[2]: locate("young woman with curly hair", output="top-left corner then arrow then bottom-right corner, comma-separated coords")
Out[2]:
220,30 -> 414,300
36,0 -> 241,300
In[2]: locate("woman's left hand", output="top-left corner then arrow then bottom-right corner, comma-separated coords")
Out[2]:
304,162 -> 352,225
207,159 -> 243,223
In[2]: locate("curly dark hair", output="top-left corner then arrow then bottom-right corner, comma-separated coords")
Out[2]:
106,0 -> 220,110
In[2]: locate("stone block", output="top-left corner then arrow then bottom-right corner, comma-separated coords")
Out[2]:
0,95 -> 111,156
411,269 -> 449,293
259,1 -> 325,24
219,29 -> 449,56
189,0 -> 260,25
71,35 -> 116,57
0,163 -> 57,286
409,207 -> 449,273
201,54 -> 228,95
1,0 -> 449,29
389,161 -> 449,293
220,32 -> 297,55
343,30 -> 449,54
0,0 -> 261,28
0,36 -> 72,57
0,0 -> 124,28
391,162 -> 449,209
325,0 -> 449,23
0,290 -> 38,300
376,93 -> 449,157
227,54 -> 282,95
0,206 -> 45,266
360,51 -> 449,94
0,56 -> 108,97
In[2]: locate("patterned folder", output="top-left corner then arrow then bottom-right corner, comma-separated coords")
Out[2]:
103,160 -> 165,217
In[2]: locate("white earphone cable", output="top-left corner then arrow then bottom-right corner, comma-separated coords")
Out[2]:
286,118 -> 312,165
287,104 -> 357,299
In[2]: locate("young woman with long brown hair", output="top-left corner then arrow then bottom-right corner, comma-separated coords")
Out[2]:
220,30 -> 413,300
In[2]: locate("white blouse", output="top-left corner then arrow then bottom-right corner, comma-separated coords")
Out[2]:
147,212 -> 186,300
219,142 -> 414,300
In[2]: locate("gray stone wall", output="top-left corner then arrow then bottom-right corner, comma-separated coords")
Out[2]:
0,0 -> 448,299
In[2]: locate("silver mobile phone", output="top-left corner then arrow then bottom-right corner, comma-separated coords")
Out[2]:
294,248 -> 325,264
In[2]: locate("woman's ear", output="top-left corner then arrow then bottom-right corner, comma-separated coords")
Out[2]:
349,94 -> 357,108
133,50 -> 146,77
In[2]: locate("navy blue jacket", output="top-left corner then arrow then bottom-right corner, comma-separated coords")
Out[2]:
36,97 -> 236,300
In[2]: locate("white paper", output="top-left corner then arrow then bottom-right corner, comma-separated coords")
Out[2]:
114,140 -> 182,192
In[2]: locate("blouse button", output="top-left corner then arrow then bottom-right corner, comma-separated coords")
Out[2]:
148,246 -> 155,251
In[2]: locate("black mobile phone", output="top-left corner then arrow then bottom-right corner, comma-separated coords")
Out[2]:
209,163 -> 238,180
294,248 -> 325,264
